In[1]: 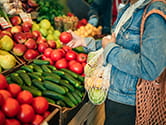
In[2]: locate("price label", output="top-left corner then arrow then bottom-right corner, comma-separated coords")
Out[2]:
19,12 -> 32,23
0,17 -> 12,29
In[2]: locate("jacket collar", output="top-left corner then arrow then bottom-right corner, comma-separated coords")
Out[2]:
125,0 -> 151,8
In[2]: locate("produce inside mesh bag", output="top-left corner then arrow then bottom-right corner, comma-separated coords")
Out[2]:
84,48 -> 112,105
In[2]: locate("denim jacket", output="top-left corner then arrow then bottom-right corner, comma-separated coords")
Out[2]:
84,0 -> 166,106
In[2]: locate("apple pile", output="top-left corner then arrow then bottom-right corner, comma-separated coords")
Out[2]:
0,74 -> 50,125
42,45 -> 87,75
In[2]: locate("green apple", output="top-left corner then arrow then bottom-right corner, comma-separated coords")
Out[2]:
40,28 -> 48,37
39,19 -> 51,30
53,30 -> 61,37
46,33 -> 55,40
32,23 -> 40,31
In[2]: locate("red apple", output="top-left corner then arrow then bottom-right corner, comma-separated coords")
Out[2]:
25,38 -> 37,49
43,57 -> 54,65
36,36 -> 46,44
24,32 -> 34,39
3,27 -> 11,33
14,32 -> 27,43
47,40 -> 56,49
11,26 -> 22,34
21,21 -> 32,32
59,32 -> 72,44
10,16 -> 22,26
38,43 -> 49,53
23,49 -> 39,60
0,31 -> 12,38
12,44 -> 27,56
32,30 -> 41,39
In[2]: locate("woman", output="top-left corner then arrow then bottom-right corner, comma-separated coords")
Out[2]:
67,0 -> 166,124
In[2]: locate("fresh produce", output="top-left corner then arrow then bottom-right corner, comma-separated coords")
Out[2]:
0,111 -> 6,125
0,35 -> 14,51
0,54 -> 16,69
12,44 -> 27,56
0,74 -> 8,89
8,84 -> 21,97
17,90 -> 33,104
59,32 -> 72,44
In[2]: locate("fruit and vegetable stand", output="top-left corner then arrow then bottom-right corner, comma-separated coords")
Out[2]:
0,0 -> 105,125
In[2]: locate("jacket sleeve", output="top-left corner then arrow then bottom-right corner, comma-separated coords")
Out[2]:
103,13 -> 166,80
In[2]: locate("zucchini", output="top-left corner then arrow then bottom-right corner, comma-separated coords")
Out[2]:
43,90 -> 65,100
59,80 -> 75,92
43,75 -> 60,84
32,79 -> 46,91
41,65 -> 52,73
43,81 -> 66,94
66,92 -> 78,105
33,59 -> 50,65
10,73 -> 23,85
19,72 -> 32,86
32,64 -> 43,73
63,97 -> 76,108
21,85 -> 42,97
21,65 -> 33,72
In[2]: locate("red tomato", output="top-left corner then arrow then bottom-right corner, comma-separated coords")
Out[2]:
50,50 -> 63,61
2,98 -> 20,117
56,48 -> 66,56
43,48 -> 53,57
69,62 -> 83,74
5,119 -> 21,125
37,43 -> 49,53
32,96 -> 48,114
68,60 -> 77,67
62,45 -> 72,52
41,54 -> 47,60
55,58 -> 68,69
43,57 -> 54,65
32,114 -> 44,125
77,53 -> 87,63
17,104 -> 35,123
0,94 -> 4,106
43,111 -> 50,118
0,110 -> 6,125
0,90 -> 12,100
65,51 -> 77,61
17,90 -> 33,104
82,62 -> 87,67
7,84 -> 21,97
0,74 -> 8,89
59,32 -> 72,44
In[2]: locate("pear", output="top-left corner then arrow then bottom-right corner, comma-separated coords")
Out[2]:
0,35 -> 14,51
32,22 -> 40,31
39,19 -> 51,29
0,49 -> 10,55
0,54 -> 16,69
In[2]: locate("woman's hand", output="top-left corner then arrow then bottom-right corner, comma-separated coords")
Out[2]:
66,30 -> 86,48
102,33 -> 116,49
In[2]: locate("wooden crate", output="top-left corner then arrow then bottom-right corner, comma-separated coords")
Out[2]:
68,101 -> 105,125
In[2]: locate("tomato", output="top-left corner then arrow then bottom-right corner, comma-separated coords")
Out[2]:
56,48 -> 65,56
68,60 -> 77,67
43,48 -> 53,57
7,84 -> 21,97
0,94 -> 4,106
5,119 -> 21,125
0,74 -> 8,89
69,62 -> 83,74
2,98 -> 20,117
23,49 -> 39,60
17,90 -> 33,104
50,50 -> 63,61
38,43 -> 49,53
62,45 -> 72,52
0,110 -> 6,125
77,53 -> 87,63
55,58 -> 68,69
17,104 -> 35,123
43,111 -> 50,118
0,90 -> 12,100
32,96 -> 48,114
65,51 -> 77,61
32,114 -> 44,125
41,54 -> 47,60
82,62 -> 87,67
59,32 -> 72,44
43,57 -> 54,65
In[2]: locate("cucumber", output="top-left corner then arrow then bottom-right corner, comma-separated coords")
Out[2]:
56,100 -> 66,107
28,73 -> 42,81
77,75 -> 84,83
43,81 -> 66,95
32,79 -> 46,91
10,73 -> 23,85
41,65 -> 52,73
63,97 -> 76,108
21,85 -> 42,97
33,59 -> 50,65
59,80 -> 75,92
43,90 -> 65,100
61,72 -> 81,88
71,92 -> 82,104
52,70 -> 65,76
43,76 -> 60,84
75,89 -> 83,98
72,46 -> 87,54
66,92 -> 78,105
31,72 -> 42,76
6,76 -> 14,84
45,97 -> 56,104
42,72 -> 61,80
19,72 -> 32,86
63,86 -> 69,93
32,64 -> 43,73
21,65 -> 33,72
46,65 -> 56,71
16,70 -> 26,73
60,68 -> 78,78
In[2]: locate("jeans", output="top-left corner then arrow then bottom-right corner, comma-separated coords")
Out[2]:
104,99 -> 136,125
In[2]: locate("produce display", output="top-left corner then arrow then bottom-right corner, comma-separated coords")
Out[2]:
7,59 -> 85,108
0,74 -> 51,125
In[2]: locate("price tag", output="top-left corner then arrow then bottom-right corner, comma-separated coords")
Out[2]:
0,17 -> 12,29
19,12 -> 32,23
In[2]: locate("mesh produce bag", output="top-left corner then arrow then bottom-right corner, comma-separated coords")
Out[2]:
84,48 -> 112,105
